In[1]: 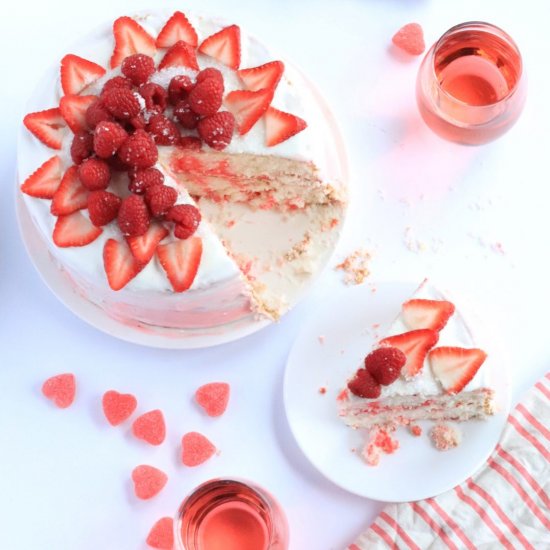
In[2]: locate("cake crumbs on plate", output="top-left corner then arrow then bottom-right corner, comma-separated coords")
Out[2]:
409,424 -> 422,437
362,427 -> 399,466
318,335 -> 325,345
318,386 -> 327,395
335,249 -> 372,285
430,423 -> 461,451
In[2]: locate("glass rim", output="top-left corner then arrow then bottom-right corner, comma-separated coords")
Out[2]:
428,20 -> 524,109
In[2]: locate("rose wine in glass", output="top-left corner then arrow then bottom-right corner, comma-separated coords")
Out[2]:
175,479 -> 289,550
417,22 -> 526,144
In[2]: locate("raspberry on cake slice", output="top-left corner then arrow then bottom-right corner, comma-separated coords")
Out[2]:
338,279 -> 495,466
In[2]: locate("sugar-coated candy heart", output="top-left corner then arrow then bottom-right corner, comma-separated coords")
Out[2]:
132,409 -> 166,445
195,382 -> 230,417
146,517 -> 174,549
392,23 -> 425,55
181,431 -> 216,467
102,390 -> 137,426
42,373 -> 76,408
131,465 -> 168,500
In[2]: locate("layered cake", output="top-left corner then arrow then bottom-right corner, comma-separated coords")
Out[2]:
337,280 -> 495,465
19,11 -> 346,330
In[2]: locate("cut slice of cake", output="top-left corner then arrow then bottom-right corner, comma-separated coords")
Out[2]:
337,279 -> 495,463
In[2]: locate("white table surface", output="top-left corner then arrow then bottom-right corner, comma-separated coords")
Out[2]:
1,1 -> 549,548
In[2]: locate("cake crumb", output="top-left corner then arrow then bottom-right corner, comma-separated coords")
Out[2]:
336,389 -> 349,401
285,233 -> 312,261
335,249 -> 372,285
429,423 -> 461,451
409,424 -> 422,437
362,427 -> 399,466
318,335 -> 325,345
404,226 -> 427,253
318,386 -> 327,395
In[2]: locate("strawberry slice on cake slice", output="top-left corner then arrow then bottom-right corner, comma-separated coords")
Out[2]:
338,279 -> 496,464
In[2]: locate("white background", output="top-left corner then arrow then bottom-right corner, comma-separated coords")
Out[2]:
1,1 -> 550,549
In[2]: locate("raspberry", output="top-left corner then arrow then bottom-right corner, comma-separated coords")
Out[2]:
107,155 -> 130,172
197,111 -> 235,151
93,121 -> 128,158
78,158 -> 111,190
188,77 -> 223,116
128,113 -> 147,131
139,82 -> 167,113
347,368 -> 381,398
101,76 -> 133,95
166,204 -> 201,239
365,347 -> 406,386
179,136 -> 202,150
145,185 -> 178,217
121,54 -> 155,86
85,99 -> 114,129
70,131 -> 94,164
129,167 -> 164,195
117,129 -> 158,169
102,88 -> 141,120
117,194 -> 150,237
88,190 -> 122,226
173,98 -> 199,129
168,75 -> 194,105
196,67 -> 224,87
146,113 -> 181,145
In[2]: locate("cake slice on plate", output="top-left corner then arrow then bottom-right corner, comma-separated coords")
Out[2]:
337,279 -> 495,465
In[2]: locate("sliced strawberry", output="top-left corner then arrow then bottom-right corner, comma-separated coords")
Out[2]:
110,16 -> 157,69
378,329 -> 439,378
156,11 -> 198,48
23,108 -> 67,150
157,236 -> 202,292
198,25 -> 241,69
51,166 -> 89,216
264,106 -> 307,146
158,41 -> 199,71
103,238 -> 144,291
225,89 -> 273,135
53,211 -> 102,247
237,60 -> 284,92
59,94 -> 97,133
429,347 -> 487,394
60,54 -> 106,95
127,223 -> 169,264
21,156 -> 63,199
402,299 -> 455,332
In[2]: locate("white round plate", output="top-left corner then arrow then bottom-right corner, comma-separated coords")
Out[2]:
284,281 -> 510,502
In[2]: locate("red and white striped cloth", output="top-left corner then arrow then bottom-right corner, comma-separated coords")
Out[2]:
348,373 -> 550,549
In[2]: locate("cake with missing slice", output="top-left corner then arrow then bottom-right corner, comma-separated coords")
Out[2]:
337,279 -> 495,465
18,10 -> 346,331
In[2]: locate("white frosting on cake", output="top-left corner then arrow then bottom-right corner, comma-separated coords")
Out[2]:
17,10 -> 346,325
